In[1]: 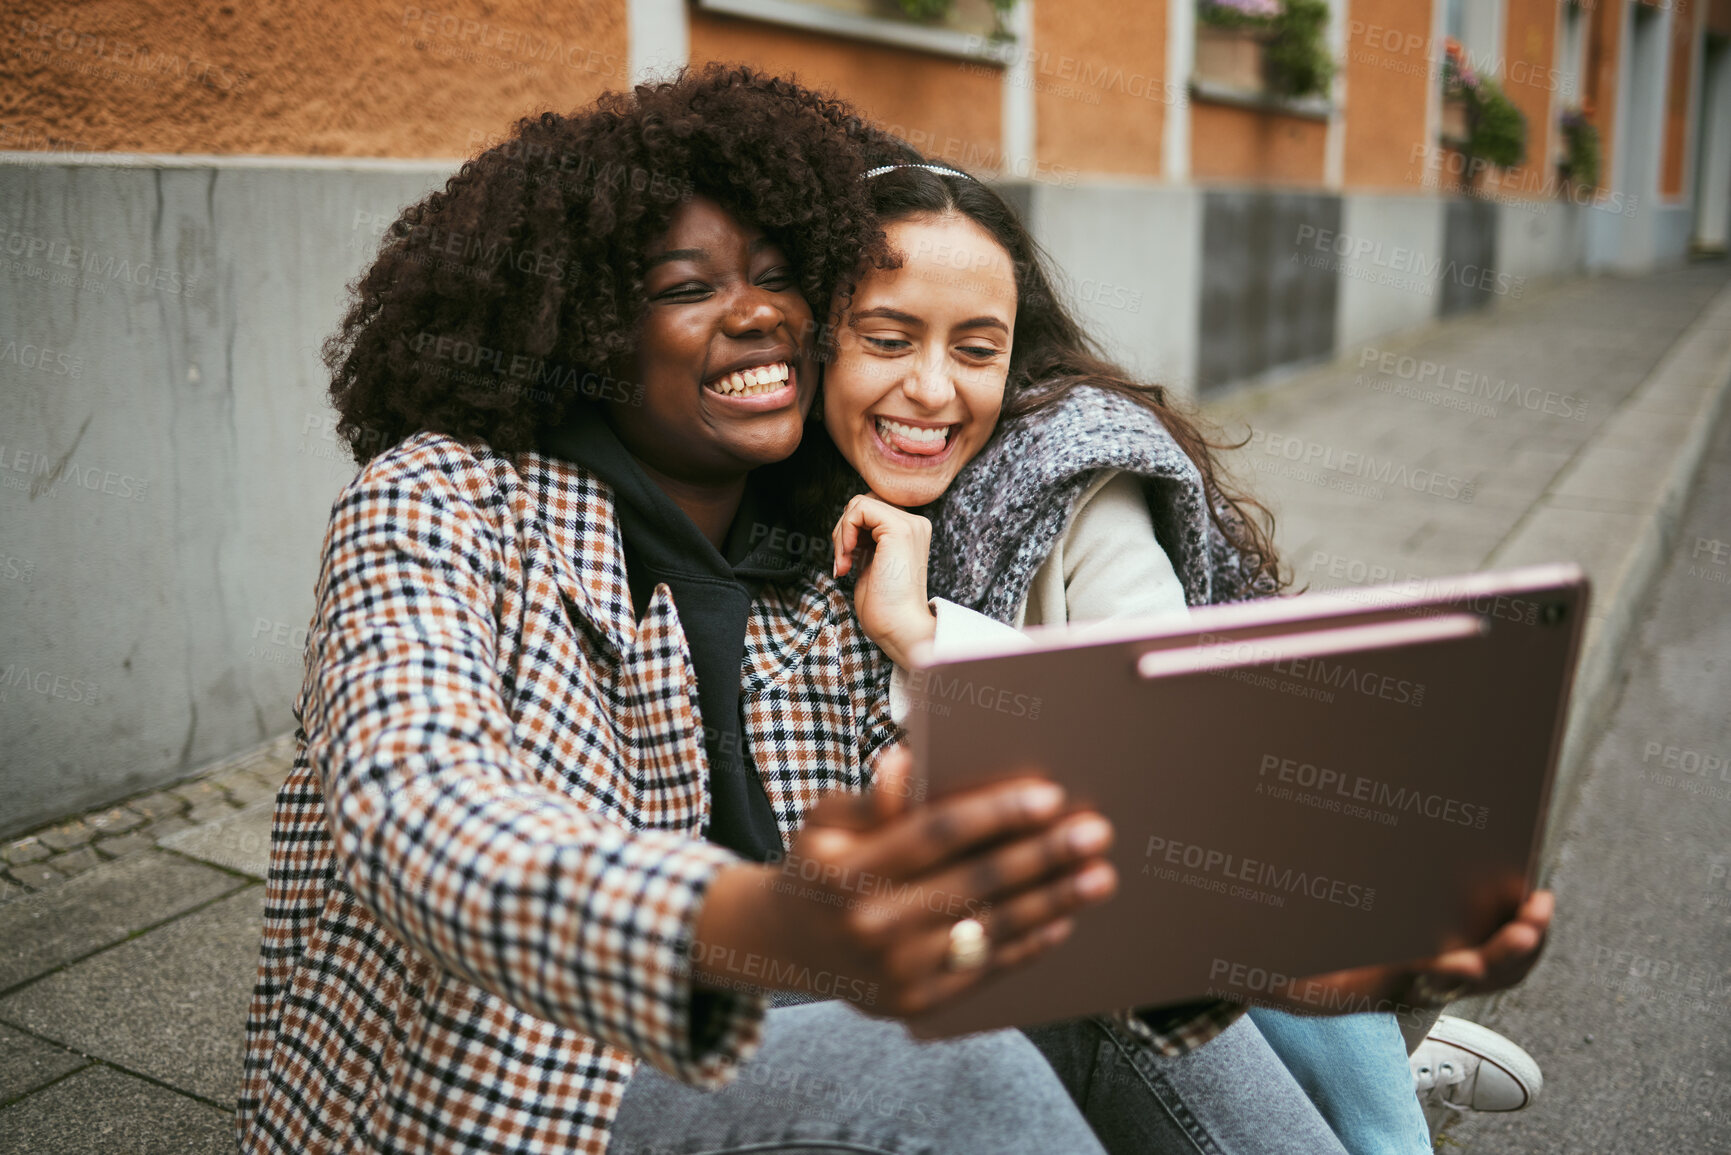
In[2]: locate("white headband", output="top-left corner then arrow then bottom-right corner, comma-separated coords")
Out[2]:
863,163 -> 975,181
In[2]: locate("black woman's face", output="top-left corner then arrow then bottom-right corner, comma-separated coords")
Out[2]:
608,196 -> 817,483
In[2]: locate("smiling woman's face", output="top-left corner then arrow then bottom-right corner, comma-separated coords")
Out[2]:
823,213 -> 1017,508
606,195 -> 817,484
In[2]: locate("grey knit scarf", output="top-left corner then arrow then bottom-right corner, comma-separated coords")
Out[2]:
925,385 -> 1268,621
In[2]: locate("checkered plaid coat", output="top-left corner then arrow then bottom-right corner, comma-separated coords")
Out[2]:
237,432 -> 899,1154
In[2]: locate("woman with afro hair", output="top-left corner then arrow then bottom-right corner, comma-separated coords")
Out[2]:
235,65 -> 1136,1155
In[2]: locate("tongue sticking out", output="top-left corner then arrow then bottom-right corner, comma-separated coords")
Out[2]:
880,420 -> 951,457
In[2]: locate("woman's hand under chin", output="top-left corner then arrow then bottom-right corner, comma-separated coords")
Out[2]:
833,494 -> 939,669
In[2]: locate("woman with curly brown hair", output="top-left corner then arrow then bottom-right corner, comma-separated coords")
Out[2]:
236,67 -> 1129,1155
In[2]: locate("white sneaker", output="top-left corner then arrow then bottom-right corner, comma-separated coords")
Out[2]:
1410,1015 -> 1543,1113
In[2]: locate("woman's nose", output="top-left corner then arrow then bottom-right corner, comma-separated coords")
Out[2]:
901,356 -> 954,408
724,285 -> 783,335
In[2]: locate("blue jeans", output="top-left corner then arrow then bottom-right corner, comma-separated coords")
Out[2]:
606,1001 -> 1350,1154
1247,1008 -> 1431,1155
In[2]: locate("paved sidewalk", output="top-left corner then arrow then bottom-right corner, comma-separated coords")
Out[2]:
1,262 -> 1727,1150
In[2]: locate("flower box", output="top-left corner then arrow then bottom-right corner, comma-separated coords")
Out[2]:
1195,25 -> 1268,93
1441,95 -> 1470,142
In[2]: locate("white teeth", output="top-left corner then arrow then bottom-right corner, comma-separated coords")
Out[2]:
709,362 -> 791,395
877,418 -> 952,445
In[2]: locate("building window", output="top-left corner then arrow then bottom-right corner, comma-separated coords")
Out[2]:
694,0 -> 1018,62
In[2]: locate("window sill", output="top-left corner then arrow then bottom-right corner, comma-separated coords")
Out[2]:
696,0 -> 1018,63
1189,78 -> 1332,121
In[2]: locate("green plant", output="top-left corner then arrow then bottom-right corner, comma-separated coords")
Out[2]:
1198,0 -> 1283,30
1262,0 -> 1334,100
1469,80 -> 1527,169
1560,107 -> 1601,188
895,0 -> 1017,21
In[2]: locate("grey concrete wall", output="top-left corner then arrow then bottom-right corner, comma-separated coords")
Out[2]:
1494,199 -> 1587,287
1196,188 -> 1340,394
1024,180 -> 1202,395
0,157 -> 450,838
1334,194 -> 1447,352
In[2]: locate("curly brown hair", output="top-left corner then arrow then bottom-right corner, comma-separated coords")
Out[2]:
325,65 -> 887,465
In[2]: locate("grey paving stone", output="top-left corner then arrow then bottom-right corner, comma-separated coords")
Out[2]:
157,802 -> 274,878
5,863 -> 64,892
45,848 -> 102,879
0,1065 -> 231,1154
0,888 -> 263,1104
123,791 -> 187,822
0,851 -> 244,991
183,800 -> 241,828
33,822 -> 91,854
214,771 -> 279,808
169,780 -> 232,809
144,815 -> 197,841
0,1023 -> 87,1105
2,839 -> 50,866
0,878 -> 24,904
90,832 -> 154,861
82,808 -> 145,837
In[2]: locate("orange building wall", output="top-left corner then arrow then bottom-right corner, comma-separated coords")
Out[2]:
687,9 -> 1001,175
1189,101 -> 1327,185
1340,0 -> 1436,190
1586,0 -> 1625,193
1495,0 -> 1560,198
0,0 -> 627,156
1660,6 -> 1695,198
1030,0 -> 1167,177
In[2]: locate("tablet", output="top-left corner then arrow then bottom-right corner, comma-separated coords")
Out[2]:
903,564 -> 1588,1038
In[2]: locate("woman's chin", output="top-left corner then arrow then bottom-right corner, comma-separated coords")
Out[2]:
861,472 -> 949,510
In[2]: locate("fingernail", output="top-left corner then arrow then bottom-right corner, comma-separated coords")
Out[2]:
1021,783 -> 1064,817
1067,817 -> 1111,855
1077,863 -> 1115,900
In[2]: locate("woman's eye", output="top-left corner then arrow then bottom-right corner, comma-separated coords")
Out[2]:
656,281 -> 710,301
958,345 -> 1002,360
864,336 -> 911,352
757,267 -> 797,290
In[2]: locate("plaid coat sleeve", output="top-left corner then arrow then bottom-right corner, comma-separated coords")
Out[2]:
300,449 -> 762,1087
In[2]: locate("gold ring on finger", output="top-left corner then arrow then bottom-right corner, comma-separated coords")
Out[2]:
945,916 -> 989,973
